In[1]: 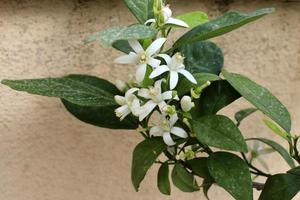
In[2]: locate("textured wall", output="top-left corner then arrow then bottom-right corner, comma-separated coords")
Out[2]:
0,0 -> 299,199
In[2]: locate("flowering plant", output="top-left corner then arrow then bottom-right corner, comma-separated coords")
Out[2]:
2,0 -> 300,199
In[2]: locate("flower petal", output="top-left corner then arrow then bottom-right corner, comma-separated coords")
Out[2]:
146,38 -> 166,56
115,105 -> 131,121
138,88 -> 150,99
169,114 -> 178,127
154,79 -> 163,94
135,64 -> 147,82
128,40 -> 144,53
158,101 -> 167,111
114,52 -> 138,64
169,71 -> 179,90
171,127 -> 188,138
148,57 -> 161,68
166,17 -> 189,28
150,126 -> 164,136
161,91 -> 172,100
149,65 -> 169,79
158,54 -> 171,64
178,69 -> 197,84
163,132 -> 176,146
125,88 -> 139,97
131,98 -> 141,116
139,100 -> 157,121
114,95 -> 126,105
145,18 -> 156,25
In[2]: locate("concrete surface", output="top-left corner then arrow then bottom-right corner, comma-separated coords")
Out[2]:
0,0 -> 299,199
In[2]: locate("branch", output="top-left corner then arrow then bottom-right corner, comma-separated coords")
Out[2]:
252,182 -> 265,191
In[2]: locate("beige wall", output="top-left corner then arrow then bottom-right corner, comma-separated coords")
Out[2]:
0,0 -> 299,199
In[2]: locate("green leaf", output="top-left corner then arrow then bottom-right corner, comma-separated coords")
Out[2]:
192,80 -> 241,117
157,162 -> 171,195
123,0 -> 154,23
112,40 -> 133,53
84,24 -> 156,46
259,173 -> 300,200
247,138 -> 295,168
173,8 -> 275,48
186,157 -> 212,179
171,163 -> 199,192
179,41 -> 224,75
62,100 -> 138,129
202,178 -> 213,200
192,115 -> 248,152
207,152 -> 253,200
177,11 -> 209,28
287,167 -> 300,176
2,74 -> 117,107
222,70 -> 291,132
132,137 -> 167,191
263,118 -> 290,140
235,108 -> 257,126
177,73 -> 220,96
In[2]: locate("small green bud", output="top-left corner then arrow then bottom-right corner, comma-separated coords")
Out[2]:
185,149 -> 196,160
162,105 -> 176,116
172,90 -> 178,98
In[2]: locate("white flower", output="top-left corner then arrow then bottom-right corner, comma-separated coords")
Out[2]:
114,88 -> 140,120
150,53 -> 197,90
145,5 -> 189,28
180,96 -> 195,112
114,38 -> 166,83
115,79 -> 127,92
150,114 -> 188,146
138,80 -> 178,121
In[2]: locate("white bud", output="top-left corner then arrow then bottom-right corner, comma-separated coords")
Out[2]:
180,96 -> 195,112
162,5 -> 172,21
114,95 -> 126,105
115,79 -> 127,92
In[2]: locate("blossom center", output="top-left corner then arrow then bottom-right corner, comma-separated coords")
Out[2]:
162,120 -> 170,131
149,87 -> 162,103
139,53 -> 148,64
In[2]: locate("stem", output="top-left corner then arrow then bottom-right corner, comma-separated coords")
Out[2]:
252,182 -> 265,191
241,153 -> 271,177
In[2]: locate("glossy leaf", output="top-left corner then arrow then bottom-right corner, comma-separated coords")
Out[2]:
208,152 -> 253,200
202,178 -> 213,200
177,11 -> 209,28
177,73 -> 220,96
179,41 -> 224,75
259,173 -> 300,200
173,8 -> 275,48
62,100 -> 138,129
222,70 -> 291,132
235,108 -> 257,126
84,24 -> 156,46
247,138 -> 295,168
2,74 -> 117,107
112,40 -> 132,53
287,167 -> 300,176
263,118 -> 290,140
192,80 -> 241,117
157,162 -> 171,195
171,163 -> 199,192
123,0 -> 155,23
132,137 -> 167,191
186,157 -> 212,179
192,115 -> 247,152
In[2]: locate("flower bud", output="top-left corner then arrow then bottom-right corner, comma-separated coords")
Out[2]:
115,79 -> 127,92
180,96 -> 195,112
162,105 -> 176,116
184,149 -> 196,160
114,95 -> 126,105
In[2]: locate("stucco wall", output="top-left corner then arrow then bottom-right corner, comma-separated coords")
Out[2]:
0,0 -> 299,199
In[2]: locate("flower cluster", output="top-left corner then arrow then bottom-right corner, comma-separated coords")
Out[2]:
113,4 -> 197,146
